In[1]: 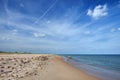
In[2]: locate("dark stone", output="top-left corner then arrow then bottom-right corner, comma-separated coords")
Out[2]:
25,72 -> 28,74
8,66 -> 11,68
12,67 -> 14,69
2,62 -> 6,64
34,73 -> 37,75
1,70 -> 4,72
1,66 -> 4,68
41,56 -> 48,61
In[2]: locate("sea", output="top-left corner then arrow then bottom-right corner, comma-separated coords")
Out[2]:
60,54 -> 120,80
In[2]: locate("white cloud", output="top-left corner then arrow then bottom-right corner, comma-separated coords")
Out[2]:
46,20 -> 51,24
118,0 -> 120,8
87,4 -> 108,19
33,32 -> 46,38
84,31 -> 91,34
118,27 -> 120,31
12,29 -> 18,35
20,3 -> 24,7
110,28 -> 116,32
1,37 -> 10,40
111,27 -> 120,32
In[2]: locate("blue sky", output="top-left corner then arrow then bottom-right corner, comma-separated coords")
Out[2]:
0,0 -> 120,54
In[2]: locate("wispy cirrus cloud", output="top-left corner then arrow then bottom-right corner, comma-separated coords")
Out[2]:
33,32 -> 46,38
34,0 -> 58,24
0,0 -> 120,54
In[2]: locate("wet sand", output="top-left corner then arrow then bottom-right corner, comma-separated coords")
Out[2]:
0,54 -> 100,80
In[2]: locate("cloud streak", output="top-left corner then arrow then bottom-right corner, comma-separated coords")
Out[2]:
34,0 -> 58,24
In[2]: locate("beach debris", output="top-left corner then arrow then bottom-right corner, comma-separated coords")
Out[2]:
0,55 -> 51,80
67,56 -> 72,59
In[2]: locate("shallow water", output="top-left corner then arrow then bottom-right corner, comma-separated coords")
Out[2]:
62,54 -> 120,80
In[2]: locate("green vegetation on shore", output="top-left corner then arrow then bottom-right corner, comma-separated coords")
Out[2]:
0,51 -> 32,54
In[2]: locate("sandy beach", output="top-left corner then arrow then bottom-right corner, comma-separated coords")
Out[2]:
0,54 -> 100,80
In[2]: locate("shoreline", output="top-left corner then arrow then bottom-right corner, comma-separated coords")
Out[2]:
0,54 -> 100,80
63,56 -> 120,80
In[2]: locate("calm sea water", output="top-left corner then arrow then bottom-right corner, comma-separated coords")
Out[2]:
60,54 -> 120,80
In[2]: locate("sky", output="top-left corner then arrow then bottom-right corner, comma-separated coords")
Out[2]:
0,0 -> 120,54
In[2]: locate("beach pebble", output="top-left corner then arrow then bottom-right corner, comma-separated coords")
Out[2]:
0,55 -> 51,80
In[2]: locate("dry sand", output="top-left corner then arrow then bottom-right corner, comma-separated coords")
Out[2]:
0,54 -> 100,80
